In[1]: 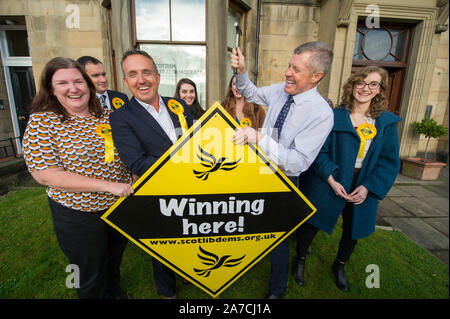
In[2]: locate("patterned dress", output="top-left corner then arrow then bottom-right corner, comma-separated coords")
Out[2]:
22,110 -> 132,212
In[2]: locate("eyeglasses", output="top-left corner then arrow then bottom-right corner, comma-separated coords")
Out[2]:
355,81 -> 381,90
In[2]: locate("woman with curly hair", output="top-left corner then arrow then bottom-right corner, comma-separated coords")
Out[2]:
293,66 -> 401,292
174,78 -> 205,120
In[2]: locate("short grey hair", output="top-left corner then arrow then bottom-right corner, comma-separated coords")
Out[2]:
293,41 -> 333,78
120,49 -> 159,77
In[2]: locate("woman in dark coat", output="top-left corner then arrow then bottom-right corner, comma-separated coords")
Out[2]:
294,66 -> 401,291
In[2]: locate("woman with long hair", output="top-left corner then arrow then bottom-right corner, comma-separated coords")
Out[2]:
294,66 -> 401,292
174,78 -> 205,120
221,75 -> 266,129
22,57 -> 133,298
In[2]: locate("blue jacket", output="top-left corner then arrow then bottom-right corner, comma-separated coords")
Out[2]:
299,107 -> 401,239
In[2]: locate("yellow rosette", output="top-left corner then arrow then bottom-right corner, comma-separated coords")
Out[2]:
111,97 -> 125,109
95,124 -> 115,163
240,117 -> 252,128
167,99 -> 188,134
356,123 -> 377,158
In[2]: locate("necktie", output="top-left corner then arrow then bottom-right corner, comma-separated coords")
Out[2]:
100,94 -> 108,109
273,95 -> 294,140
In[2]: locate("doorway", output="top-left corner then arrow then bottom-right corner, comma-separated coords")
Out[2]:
9,66 -> 35,139
0,20 -> 34,153
352,22 -> 413,116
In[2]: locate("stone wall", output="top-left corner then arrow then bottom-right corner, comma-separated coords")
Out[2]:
0,0 -> 105,90
257,3 -> 319,89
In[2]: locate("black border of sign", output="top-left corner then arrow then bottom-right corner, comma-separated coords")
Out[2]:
102,104 -> 316,297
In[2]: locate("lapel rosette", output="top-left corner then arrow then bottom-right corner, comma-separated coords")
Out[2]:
356,123 -> 377,158
167,99 -> 188,135
95,124 -> 115,163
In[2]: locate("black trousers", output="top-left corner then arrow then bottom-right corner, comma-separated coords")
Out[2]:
48,198 -> 128,299
296,203 -> 357,263
268,176 -> 298,297
296,170 -> 360,263
152,259 -> 176,297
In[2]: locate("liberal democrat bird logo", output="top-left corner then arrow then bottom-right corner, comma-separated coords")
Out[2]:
193,145 -> 241,181
193,246 -> 246,277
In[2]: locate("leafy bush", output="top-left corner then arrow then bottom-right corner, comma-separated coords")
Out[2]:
412,118 -> 448,162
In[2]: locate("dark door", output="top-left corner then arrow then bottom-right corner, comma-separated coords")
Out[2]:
352,22 -> 412,116
10,66 -> 36,139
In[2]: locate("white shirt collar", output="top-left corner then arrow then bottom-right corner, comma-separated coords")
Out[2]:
134,96 -> 164,113
291,86 -> 318,106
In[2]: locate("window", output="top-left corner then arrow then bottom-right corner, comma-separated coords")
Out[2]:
352,22 -> 413,116
226,1 -> 247,84
353,24 -> 410,65
133,0 -> 206,108
5,30 -> 29,56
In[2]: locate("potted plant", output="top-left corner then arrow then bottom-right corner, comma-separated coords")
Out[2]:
401,118 -> 448,180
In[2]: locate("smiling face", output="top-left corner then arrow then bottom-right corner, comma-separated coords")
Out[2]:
352,72 -> 382,107
51,68 -> 90,116
122,54 -> 160,106
284,51 -> 323,95
179,83 -> 196,106
84,62 -> 108,94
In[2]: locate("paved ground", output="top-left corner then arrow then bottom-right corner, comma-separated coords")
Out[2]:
376,167 -> 449,265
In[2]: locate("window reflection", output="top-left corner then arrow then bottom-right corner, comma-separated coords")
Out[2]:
364,29 -> 391,60
226,5 -> 243,84
227,8 -> 241,49
135,0 -> 205,41
135,0 -> 170,41
172,0 -> 205,41
140,44 -> 206,109
353,24 -> 408,63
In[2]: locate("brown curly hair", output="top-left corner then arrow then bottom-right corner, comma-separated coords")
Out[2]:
340,66 -> 389,118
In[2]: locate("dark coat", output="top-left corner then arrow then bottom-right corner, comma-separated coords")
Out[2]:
298,107 -> 401,239
107,90 -> 129,110
109,96 -> 193,177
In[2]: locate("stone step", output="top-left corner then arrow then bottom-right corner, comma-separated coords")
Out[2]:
0,157 -> 27,177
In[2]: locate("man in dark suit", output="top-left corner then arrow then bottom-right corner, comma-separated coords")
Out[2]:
109,49 -> 193,299
77,56 -> 129,110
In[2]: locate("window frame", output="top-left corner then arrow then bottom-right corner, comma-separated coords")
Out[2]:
227,0 -> 248,56
130,0 -> 208,106
352,21 -> 412,69
131,0 -> 207,47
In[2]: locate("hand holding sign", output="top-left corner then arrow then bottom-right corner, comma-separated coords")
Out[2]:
232,126 -> 263,145
102,103 -> 316,298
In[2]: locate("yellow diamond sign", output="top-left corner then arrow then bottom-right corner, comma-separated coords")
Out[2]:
102,102 -> 316,297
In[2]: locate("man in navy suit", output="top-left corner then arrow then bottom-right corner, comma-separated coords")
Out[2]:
109,49 -> 193,299
77,56 -> 129,110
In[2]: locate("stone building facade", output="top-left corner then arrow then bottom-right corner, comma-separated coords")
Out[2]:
0,0 -> 448,162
